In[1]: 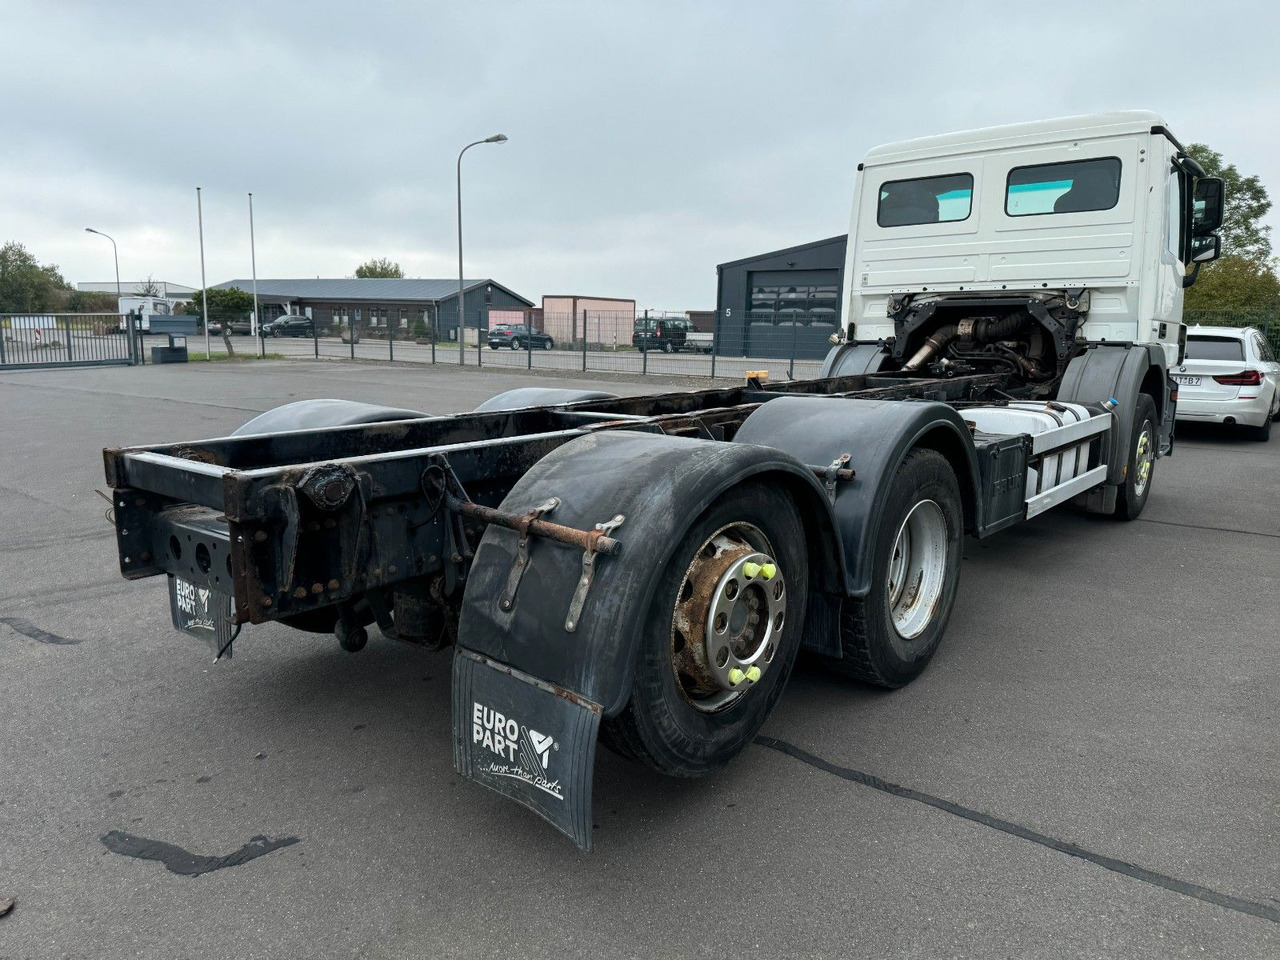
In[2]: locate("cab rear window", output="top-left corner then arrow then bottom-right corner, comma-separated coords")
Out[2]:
1006,157 -> 1121,216
877,173 -> 973,227
1185,336 -> 1244,361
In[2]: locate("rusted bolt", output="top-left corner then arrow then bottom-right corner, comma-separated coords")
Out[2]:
253,530 -> 267,543
428,554 -> 438,564
327,578 -> 340,590
260,596 -> 273,607
293,587 -> 307,599
373,567 -> 382,577
451,553 -> 462,564
311,583 -> 324,595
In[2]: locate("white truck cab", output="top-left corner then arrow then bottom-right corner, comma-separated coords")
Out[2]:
837,111 -> 1222,372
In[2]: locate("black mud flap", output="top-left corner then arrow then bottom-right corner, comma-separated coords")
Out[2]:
452,647 -> 602,851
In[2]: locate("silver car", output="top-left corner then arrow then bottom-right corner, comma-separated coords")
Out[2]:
1175,326 -> 1280,441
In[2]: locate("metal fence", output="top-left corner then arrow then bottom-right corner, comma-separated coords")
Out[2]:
1,314 -> 141,370
1183,309 -> 1279,356
127,307 -> 1280,382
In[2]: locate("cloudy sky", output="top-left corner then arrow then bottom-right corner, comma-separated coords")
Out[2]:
5,0 -> 1278,309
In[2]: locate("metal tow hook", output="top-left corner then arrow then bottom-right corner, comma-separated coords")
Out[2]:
821,453 -> 853,503
565,514 -> 625,633
499,498 -> 560,612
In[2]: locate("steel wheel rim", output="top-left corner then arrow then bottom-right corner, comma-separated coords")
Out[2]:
887,499 -> 947,640
670,523 -> 786,713
1134,423 -> 1154,496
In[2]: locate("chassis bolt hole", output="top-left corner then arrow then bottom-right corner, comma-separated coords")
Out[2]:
195,543 -> 212,574
713,612 -> 728,633
169,536 -> 182,561
724,579 -> 739,600
715,646 -> 729,668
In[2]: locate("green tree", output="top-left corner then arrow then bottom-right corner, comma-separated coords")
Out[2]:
0,241 -> 70,313
67,289 -> 118,313
1184,254 -> 1280,314
354,257 -> 404,278
1186,143 -> 1272,262
189,286 -> 254,355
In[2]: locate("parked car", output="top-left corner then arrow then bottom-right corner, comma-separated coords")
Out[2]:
487,324 -> 554,350
1174,326 -> 1280,441
210,318 -> 253,336
633,317 -> 689,352
260,316 -> 315,338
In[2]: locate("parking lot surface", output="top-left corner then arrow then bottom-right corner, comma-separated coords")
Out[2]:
1,360 -> 1276,959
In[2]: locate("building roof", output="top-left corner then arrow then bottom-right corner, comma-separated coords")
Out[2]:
77,281 -> 198,296
716,235 -> 847,271
209,277 -> 533,306
862,111 -> 1168,166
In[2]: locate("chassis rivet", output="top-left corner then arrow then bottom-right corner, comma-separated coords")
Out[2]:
311,583 -> 324,595
327,579 -> 340,590
388,565 -> 397,575
253,530 -> 267,543
260,597 -> 272,607
293,587 -> 307,599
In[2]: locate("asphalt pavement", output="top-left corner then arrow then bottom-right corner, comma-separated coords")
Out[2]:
1,360 -> 1276,959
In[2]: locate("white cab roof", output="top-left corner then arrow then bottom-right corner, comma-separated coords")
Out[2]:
862,111 -> 1169,166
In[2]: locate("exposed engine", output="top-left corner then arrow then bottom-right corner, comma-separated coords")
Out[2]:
887,293 -> 1090,390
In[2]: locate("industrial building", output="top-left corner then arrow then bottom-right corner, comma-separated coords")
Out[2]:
210,278 -> 533,339
540,296 -> 636,345
714,235 -> 847,359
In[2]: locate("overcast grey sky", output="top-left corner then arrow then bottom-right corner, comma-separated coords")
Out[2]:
5,0 -> 1278,308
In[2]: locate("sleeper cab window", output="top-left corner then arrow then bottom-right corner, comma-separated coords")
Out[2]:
1006,157 -> 1122,216
877,173 -> 974,227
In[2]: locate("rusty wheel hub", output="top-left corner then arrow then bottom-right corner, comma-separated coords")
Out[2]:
670,524 -> 786,713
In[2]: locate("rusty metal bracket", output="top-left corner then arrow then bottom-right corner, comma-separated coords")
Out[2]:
499,497 -> 560,612
813,453 -> 854,503
565,513 -> 625,633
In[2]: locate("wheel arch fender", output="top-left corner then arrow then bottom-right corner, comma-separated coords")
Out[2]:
733,396 -> 980,598
474,388 -> 618,413
231,398 -> 429,436
820,341 -> 893,379
1058,343 -> 1170,482
457,431 -> 842,716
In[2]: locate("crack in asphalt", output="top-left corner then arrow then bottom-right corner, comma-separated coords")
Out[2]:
755,736 -> 1279,925
1136,516 -> 1280,540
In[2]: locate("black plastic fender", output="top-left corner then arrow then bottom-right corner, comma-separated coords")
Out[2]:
474,388 -> 618,413
1057,344 -> 1171,483
457,430 -> 843,717
232,399 -> 428,436
734,396 -> 981,598
820,341 -> 892,379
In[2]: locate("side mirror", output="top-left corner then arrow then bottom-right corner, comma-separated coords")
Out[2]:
1191,234 -> 1221,263
1193,177 -> 1225,235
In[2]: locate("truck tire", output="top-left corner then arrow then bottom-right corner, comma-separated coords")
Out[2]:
822,449 -> 962,688
1114,394 -> 1157,519
601,481 -> 809,776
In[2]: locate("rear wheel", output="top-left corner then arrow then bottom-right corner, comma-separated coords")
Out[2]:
601,482 -> 808,776
511,339 -> 521,350
663,341 -> 673,354
821,449 -> 962,688
1114,394 -> 1158,519
543,338 -> 553,350
1247,416 -> 1272,442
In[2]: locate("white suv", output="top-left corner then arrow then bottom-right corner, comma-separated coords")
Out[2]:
1175,326 -> 1280,441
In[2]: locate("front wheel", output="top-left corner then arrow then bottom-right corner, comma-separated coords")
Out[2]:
1114,394 -> 1158,519
821,449 -> 962,688
663,341 -> 673,354
543,338 -> 553,350
601,481 -> 809,776
511,339 -> 521,350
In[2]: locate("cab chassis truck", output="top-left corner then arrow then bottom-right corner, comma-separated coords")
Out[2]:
103,113 -> 1224,849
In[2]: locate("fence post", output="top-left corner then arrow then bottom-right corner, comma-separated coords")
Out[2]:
527,318 -> 533,370
0,318 -> 7,365
388,317 -> 395,363
711,311 -> 720,379
581,309 -> 588,372
788,317 -> 799,379
478,307 -> 484,368
63,317 -> 73,361
313,316 -> 319,358
431,318 -> 436,364
642,309 -> 649,375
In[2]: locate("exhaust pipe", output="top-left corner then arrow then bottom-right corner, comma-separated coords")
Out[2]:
903,324 -> 958,371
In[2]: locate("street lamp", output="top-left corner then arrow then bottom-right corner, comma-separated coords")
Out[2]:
457,133 -> 508,365
84,227 -> 121,303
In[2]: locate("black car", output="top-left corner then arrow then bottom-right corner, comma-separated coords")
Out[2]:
487,324 -> 554,350
261,316 -> 314,338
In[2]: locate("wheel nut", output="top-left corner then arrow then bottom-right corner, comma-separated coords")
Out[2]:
745,666 -> 762,683
727,668 -> 746,686
760,563 -> 777,580
742,562 -> 761,578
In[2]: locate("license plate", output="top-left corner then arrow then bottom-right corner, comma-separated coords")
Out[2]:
167,575 -> 234,657
1176,375 -> 1202,386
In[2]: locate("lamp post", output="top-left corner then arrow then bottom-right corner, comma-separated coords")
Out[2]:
197,187 -> 210,356
249,192 -> 261,356
84,227 -> 120,303
456,134 -> 508,365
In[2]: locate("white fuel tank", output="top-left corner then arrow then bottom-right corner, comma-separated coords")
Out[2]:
962,402 -> 1095,498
